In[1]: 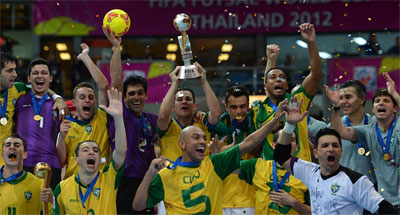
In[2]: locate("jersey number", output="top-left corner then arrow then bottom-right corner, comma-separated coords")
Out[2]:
181,182 -> 211,214
7,207 -> 16,215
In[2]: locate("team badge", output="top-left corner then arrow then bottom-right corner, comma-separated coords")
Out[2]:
12,99 -> 17,106
331,184 -> 341,195
93,188 -> 101,198
24,191 -> 32,200
85,125 -> 92,134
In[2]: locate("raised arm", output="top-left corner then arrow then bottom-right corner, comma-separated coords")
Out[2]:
157,66 -> 181,131
299,23 -> 322,97
238,99 -> 287,157
77,43 -> 109,106
48,89 -> 69,121
103,26 -> 123,93
196,62 -> 222,125
265,44 -> 280,75
275,97 -> 308,174
384,72 -> 400,106
99,88 -> 126,170
132,156 -> 167,211
325,84 -> 357,141
56,120 -> 71,167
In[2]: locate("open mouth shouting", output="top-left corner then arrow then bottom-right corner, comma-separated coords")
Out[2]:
86,157 -> 96,168
8,152 -> 17,162
327,155 -> 336,165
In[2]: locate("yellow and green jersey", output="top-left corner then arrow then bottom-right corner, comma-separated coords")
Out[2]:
0,83 -> 27,166
240,159 -> 309,215
0,170 -> 47,215
146,145 -> 241,214
157,113 -> 211,161
64,108 -> 111,179
54,159 -> 124,215
252,85 -> 312,161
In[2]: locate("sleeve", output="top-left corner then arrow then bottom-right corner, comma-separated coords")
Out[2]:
352,176 -> 384,213
239,159 -> 258,185
293,85 -> 312,113
146,174 -> 165,208
53,184 -> 64,215
14,82 -> 28,94
352,125 -> 369,149
111,157 -> 125,189
156,119 -> 173,138
210,144 -> 241,180
292,158 -> 317,187
202,111 -> 218,127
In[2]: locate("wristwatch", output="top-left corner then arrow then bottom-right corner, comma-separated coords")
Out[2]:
331,105 -> 340,111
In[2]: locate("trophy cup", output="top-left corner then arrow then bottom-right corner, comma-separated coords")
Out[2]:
34,162 -> 52,215
173,13 -> 200,79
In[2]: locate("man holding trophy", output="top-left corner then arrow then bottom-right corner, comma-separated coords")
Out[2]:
156,13 -> 222,162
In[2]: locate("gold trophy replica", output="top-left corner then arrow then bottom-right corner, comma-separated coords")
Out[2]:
34,162 -> 52,215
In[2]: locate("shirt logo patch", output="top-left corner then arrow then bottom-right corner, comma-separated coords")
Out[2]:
93,188 -> 101,198
12,99 -> 17,106
331,184 -> 340,195
85,125 -> 92,134
24,191 -> 32,200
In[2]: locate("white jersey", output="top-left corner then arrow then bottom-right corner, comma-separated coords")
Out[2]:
291,158 -> 383,215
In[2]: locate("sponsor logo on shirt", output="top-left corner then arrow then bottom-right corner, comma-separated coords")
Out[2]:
85,125 -> 92,134
93,188 -> 101,198
24,191 -> 32,200
70,198 -> 79,203
330,184 -> 340,195
183,170 -> 200,184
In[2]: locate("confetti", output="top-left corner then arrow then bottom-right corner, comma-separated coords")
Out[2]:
344,72 -> 347,75
56,2 -> 59,6
226,72 -> 230,75
237,26 -> 241,30
96,14 -> 99,18
227,79 -> 231,82
334,78 -> 338,82
345,3 -> 348,7
170,38 -> 173,41
242,64 -> 246,67
344,13 -> 347,17
292,45 -> 296,48
339,75 -> 343,79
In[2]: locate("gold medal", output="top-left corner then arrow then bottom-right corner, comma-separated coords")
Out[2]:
34,115 -> 41,121
0,117 -> 7,125
383,153 -> 390,161
358,147 -> 365,155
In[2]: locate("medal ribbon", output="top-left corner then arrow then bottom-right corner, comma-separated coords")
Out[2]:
376,117 -> 397,166
137,114 -> 149,138
166,157 -> 200,170
0,166 -> 24,185
268,98 -> 278,113
174,118 -> 193,130
272,161 -> 290,192
31,91 -> 49,116
345,114 -> 368,151
0,89 -> 8,119
78,172 -> 99,209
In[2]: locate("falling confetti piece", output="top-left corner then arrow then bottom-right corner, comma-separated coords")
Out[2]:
339,75 -> 343,79
336,53 -> 341,57
253,13 -> 257,17
242,64 -> 246,67
163,84 -> 166,87
345,3 -> 348,7
344,72 -> 347,75
336,63 -> 340,66
226,72 -> 230,75
340,24 -> 344,26
227,79 -> 231,82
170,38 -> 173,41
292,45 -> 296,48
308,66 -> 311,70
344,13 -> 347,17
237,26 -> 241,30
334,78 -> 338,82
368,17 -> 372,21
283,1 -> 287,4
261,77 -> 265,80
245,5 -> 249,8
258,89 -> 262,93
229,13 -> 232,16
126,63 -> 130,66
201,46 -> 204,50
321,59 -> 325,63
348,34 -> 351,37
168,82 -> 172,85
96,14 -> 99,18
218,61 -> 221,64
56,2 -> 59,6
225,40 -> 228,43
224,9 -> 228,12
380,189 -> 384,192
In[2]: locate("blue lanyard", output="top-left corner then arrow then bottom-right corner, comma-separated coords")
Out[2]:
30,91 -> 49,116
136,114 -> 149,138
307,115 -> 311,126
268,99 -> 278,113
272,161 -> 290,192
166,157 -> 200,169
66,115 -> 94,125
174,118 -> 193,130
78,172 -> 99,209
0,89 -> 8,118
376,117 -> 396,155
345,114 -> 368,149
0,166 -> 24,185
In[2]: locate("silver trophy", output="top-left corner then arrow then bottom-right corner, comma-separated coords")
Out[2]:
173,13 -> 200,79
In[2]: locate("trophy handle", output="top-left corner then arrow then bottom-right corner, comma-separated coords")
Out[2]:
42,169 -> 52,215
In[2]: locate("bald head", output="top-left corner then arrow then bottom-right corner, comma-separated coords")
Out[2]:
179,126 -> 203,141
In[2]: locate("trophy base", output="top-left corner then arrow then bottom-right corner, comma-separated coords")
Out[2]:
179,65 -> 200,79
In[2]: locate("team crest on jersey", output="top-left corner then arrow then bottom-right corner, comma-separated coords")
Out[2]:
24,191 -> 32,200
93,188 -> 101,198
12,99 -> 17,105
331,184 -> 340,195
85,125 -> 92,134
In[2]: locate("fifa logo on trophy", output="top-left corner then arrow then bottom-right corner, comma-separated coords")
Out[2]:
173,13 -> 200,79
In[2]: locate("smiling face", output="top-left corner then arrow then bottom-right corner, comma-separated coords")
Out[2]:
313,135 -> 342,176
226,95 -> 248,124
73,87 -> 97,121
264,69 -> 288,99
174,90 -> 197,119
372,95 -> 397,121
2,136 -> 27,169
179,126 -> 207,162
124,84 -> 147,116
339,86 -> 365,116
0,61 -> 17,90
75,141 -> 100,174
28,64 -> 52,96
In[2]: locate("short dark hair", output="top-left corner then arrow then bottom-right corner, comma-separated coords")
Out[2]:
225,85 -> 249,105
1,52 -> 15,70
372,88 -> 398,108
73,82 -> 96,99
314,128 -> 342,149
264,67 -> 286,79
28,58 -> 50,75
74,140 -> 99,156
3,133 -> 27,152
340,80 -> 367,106
123,75 -> 148,97
177,86 -> 196,103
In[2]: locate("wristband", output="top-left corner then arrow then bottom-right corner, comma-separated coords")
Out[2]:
283,123 -> 295,134
52,94 -> 62,101
331,105 -> 340,111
